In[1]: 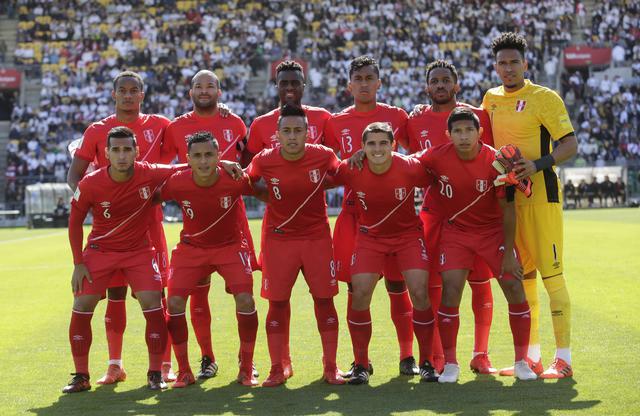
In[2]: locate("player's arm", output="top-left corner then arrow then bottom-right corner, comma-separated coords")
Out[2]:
68,187 -> 92,293
67,156 -> 90,190
394,108 -> 410,151
498,189 -> 523,280
514,134 -> 577,181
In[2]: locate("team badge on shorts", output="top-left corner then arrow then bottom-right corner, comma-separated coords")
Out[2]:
143,129 -> 155,143
223,129 -> 233,142
220,196 -> 233,209
476,179 -> 489,192
309,169 -> 321,183
139,186 -> 151,200
395,187 -> 407,200
515,100 -> 527,112
439,253 -> 446,265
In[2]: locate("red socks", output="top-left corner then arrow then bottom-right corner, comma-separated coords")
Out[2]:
104,299 -> 126,362
428,284 -> 444,364
438,305 -> 460,364
412,308 -> 435,365
161,296 -> 173,365
313,297 -> 339,370
236,309 -> 258,373
347,307 -> 372,367
70,310 -> 93,375
470,280 -> 493,354
190,283 -> 214,360
265,300 -> 289,372
167,312 -> 190,372
143,308 -> 168,372
388,290 -> 414,360
508,302 -> 531,362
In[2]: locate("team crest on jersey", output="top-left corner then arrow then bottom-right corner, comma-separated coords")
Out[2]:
269,134 -> 278,147
515,100 -> 527,112
220,196 -> 233,209
395,187 -> 407,200
223,129 -> 233,142
476,179 -> 489,192
439,253 -> 446,265
309,125 -> 317,139
139,186 -> 151,200
308,169 -> 321,183
143,129 -> 155,143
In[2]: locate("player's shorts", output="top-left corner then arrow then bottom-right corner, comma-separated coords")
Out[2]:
515,202 -> 564,277
77,246 -> 161,297
420,209 -> 493,286
261,235 -> 338,301
333,208 -> 405,283
168,241 -> 253,299
238,198 -> 260,271
438,224 -> 518,281
351,231 -> 428,278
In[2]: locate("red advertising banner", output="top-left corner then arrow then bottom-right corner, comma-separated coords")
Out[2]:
0,68 -> 21,89
564,46 -> 612,67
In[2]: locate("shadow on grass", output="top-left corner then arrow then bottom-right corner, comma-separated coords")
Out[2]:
30,375 -> 600,416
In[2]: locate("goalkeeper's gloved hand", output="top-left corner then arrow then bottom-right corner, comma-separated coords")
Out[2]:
492,144 -> 533,198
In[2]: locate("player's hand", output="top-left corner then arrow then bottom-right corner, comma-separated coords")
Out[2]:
409,104 -> 428,118
514,158 -> 536,180
220,161 -> 243,180
500,251 -> 523,280
218,103 -> 231,118
348,150 -> 365,170
71,264 -> 92,294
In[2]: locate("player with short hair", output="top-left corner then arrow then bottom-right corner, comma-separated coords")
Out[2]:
161,131 -> 259,388
246,104 -> 345,387
414,108 -> 536,383
332,122 -> 437,384
63,126 -> 185,393
483,32 -> 578,379
323,55 -> 417,376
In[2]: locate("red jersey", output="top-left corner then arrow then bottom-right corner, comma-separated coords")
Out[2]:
247,144 -> 340,239
407,103 -> 493,216
415,142 -> 507,232
247,105 -> 331,154
161,168 -> 253,248
71,162 -> 181,256
332,153 -> 431,238
163,111 -> 247,163
75,114 -> 170,166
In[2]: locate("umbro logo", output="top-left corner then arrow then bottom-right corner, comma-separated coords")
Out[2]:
149,333 -> 160,339
270,178 -> 280,185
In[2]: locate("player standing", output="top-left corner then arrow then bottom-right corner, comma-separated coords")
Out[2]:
483,33 -> 577,378
246,104 -> 345,387
324,56 -> 417,376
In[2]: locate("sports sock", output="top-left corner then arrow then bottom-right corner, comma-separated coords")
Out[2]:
469,279 -> 493,355
347,307 -> 372,367
190,283 -> 214,360
428,284 -> 444,364
555,348 -> 572,364
160,296 -> 173,366
266,300 -> 289,372
412,308 -> 435,365
522,278 -> 540,358
438,305 -> 460,364
143,307 -> 168,372
388,289 -> 414,360
508,302 -> 531,362
313,297 -> 339,370
166,312 -> 190,372
236,309 -> 258,373
543,274 -> 571,356
104,299 -> 126,363
70,310 -> 93,375
282,300 -> 292,364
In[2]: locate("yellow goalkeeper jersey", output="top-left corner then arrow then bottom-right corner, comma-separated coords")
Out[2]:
482,79 -> 574,206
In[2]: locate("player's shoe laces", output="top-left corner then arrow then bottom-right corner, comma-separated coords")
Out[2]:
341,361 -> 374,378
262,365 -> 286,387
237,366 -> 259,386
499,357 -> 543,376
198,355 -> 219,379
347,364 -> 370,385
323,366 -> 347,385
147,370 -> 168,390
540,358 -> 573,379
282,357 -> 294,380
62,373 -> 91,393
438,363 -> 460,383
96,364 -> 127,385
514,360 -> 538,380
399,356 -> 420,376
172,370 -> 196,388
161,363 -> 176,382
419,360 -> 440,382
470,353 -> 497,374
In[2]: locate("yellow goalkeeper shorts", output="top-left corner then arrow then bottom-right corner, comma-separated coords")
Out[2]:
515,202 -> 564,277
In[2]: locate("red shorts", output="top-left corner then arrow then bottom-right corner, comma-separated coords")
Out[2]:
78,247 -> 161,297
238,198 -> 260,271
261,235 -> 338,301
420,209 -> 493,286
438,224 -> 518,280
333,208 -> 404,283
351,231 -> 428,278
168,242 -> 253,299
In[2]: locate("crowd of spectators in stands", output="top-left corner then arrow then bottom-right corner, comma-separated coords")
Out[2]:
563,175 -> 626,208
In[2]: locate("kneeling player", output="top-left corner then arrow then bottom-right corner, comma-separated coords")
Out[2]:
415,108 -> 536,382
247,104 -> 345,387
332,122 -> 438,384
161,132 -> 259,387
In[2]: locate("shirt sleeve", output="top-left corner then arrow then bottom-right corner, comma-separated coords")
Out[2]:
537,89 -> 575,141
74,125 -> 98,162
160,123 -> 179,163
326,149 -> 341,174
330,160 -> 351,186
394,108 -> 410,150
159,176 -> 175,201
477,109 -> 494,147
70,178 -> 92,213
245,156 -> 262,182
247,119 -> 264,154
322,118 -> 341,154
150,163 -> 188,184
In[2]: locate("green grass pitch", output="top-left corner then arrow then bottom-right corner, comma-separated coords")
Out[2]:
1,209 -> 638,415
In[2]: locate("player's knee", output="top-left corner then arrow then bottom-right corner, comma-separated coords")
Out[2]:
107,286 -> 128,300
441,285 -> 463,307
384,278 -> 406,293
196,276 -> 211,286
235,293 -> 255,313
168,296 -> 186,314
500,279 -> 526,304
136,290 -> 162,310
73,296 -> 99,313
351,288 -> 373,310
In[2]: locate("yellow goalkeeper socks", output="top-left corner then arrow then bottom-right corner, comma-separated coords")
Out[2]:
543,273 -> 572,361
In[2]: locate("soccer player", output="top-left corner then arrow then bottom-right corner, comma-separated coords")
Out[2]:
63,126 -> 183,393
246,104 -> 345,387
66,70 -> 176,384
414,108 -> 536,382
323,56 -> 417,376
483,32 -> 578,379
162,70 -> 258,379
161,131 -> 259,388
332,122 -> 437,384
407,60 -> 496,374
